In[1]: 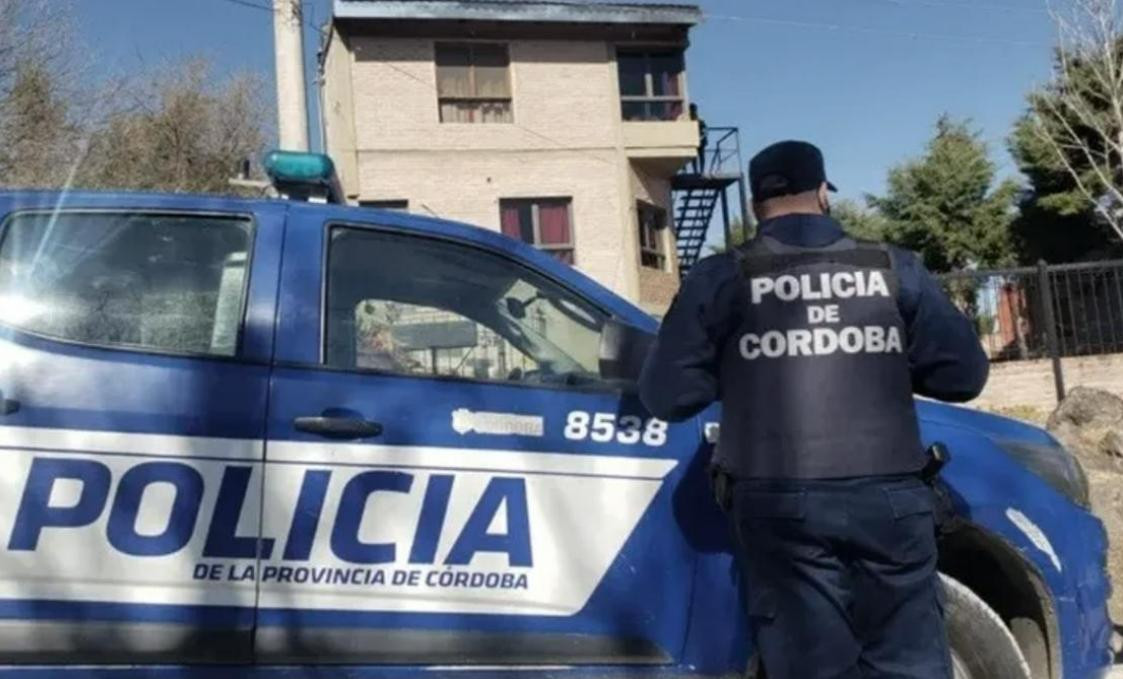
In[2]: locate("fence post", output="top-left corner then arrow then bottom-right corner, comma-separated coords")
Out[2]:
1037,259 -> 1066,403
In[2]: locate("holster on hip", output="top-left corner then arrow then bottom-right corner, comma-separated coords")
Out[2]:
709,464 -> 734,513
922,442 -> 960,536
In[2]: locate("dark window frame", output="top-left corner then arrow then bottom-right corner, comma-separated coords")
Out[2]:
617,48 -> 686,122
359,200 -> 409,211
637,201 -> 668,270
0,209 -> 257,361
435,42 -> 513,124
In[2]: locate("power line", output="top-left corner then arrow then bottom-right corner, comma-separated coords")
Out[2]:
856,0 -> 1048,14
219,0 -> 274,13
215,0 -> 600,162
218,0 -> 624,277
218,0 -> 1051,50
218,0 -> 324,31
702,12 -> 1051,48
375,59 -> 618,166
218,1 -> 1051,154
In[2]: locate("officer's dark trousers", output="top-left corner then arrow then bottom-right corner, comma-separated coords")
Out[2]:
730,475 -> 951,679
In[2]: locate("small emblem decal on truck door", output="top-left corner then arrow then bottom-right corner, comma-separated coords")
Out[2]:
451,409 -> 545,437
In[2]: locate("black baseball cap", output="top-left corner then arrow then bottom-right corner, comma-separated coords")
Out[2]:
749,140 -> 838,201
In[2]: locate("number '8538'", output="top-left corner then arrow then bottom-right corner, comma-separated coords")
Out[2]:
563,411 -> 668,447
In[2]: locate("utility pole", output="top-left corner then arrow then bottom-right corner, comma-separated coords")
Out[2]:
273,0 -> 309,151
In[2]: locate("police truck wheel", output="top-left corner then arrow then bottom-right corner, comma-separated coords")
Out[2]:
942,574 -> 1031,679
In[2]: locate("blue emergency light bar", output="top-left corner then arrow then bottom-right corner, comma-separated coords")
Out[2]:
263,150 -> 344,204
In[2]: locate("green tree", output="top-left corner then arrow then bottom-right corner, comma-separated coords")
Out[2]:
868,115 -> 1018,272
834,198 -> 889,241
707,216 -> 751,254
708,199 -> 886,253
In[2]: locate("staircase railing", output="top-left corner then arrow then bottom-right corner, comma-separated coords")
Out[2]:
673,126 -> 747,277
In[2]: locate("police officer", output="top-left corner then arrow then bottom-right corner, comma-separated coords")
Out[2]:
639,140 -> 988,679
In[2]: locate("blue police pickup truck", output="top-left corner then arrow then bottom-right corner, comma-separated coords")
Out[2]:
0,154 -> 1112,678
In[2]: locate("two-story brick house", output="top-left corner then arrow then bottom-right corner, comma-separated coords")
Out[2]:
319,0 -> 703,313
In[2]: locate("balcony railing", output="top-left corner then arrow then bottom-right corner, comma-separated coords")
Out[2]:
688,126 -> 744,177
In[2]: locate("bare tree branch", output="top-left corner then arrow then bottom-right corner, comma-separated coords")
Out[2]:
0,1 -> 268,194
1032,105 -> 1123,240
1035,0 -> 1123,242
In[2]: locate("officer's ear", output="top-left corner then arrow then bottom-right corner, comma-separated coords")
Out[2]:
817,183 -> 831,215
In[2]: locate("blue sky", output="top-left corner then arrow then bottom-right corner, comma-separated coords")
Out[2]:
73,0 -> 1056,203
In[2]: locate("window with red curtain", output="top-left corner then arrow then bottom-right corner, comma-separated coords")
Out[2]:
498,198 -> 574,264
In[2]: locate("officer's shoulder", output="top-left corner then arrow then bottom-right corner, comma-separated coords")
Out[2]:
683,250 -> 740,283
863,242 -> 923,275
886,245 -> 926,273
878,246 -> 929,309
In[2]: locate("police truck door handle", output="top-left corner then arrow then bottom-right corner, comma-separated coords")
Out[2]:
0,390 -> 18,416
294,416 -> 382,439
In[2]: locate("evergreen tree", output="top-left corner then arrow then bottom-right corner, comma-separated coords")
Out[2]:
868,116 -> 1018,272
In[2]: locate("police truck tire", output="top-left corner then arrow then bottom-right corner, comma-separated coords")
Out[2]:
1010,616 -> 1050,679
941,574 -> 1031,679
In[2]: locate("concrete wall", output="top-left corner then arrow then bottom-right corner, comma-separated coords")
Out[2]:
358,149 -> 639,300
630,162 -> 680,313
321,27 -> 360,196
970,352 -> 1123,417
347,37 -> 621,154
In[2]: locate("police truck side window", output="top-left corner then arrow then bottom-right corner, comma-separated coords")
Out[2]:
0,212 -> 252,356
325,227 -> 609,385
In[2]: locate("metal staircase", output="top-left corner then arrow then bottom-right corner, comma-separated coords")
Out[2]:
673,185 -> 722,277
671,126 -> 749,279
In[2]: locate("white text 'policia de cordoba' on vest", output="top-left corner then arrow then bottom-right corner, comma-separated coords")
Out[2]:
739,270 -> 903,360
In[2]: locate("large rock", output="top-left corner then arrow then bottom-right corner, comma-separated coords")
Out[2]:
1048,386 -> 1123,470
1047,387 -> 1123,621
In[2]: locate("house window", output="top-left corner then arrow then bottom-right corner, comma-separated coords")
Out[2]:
637,201 -> 668,270
435,43 -> 513,123
499,198 -> 575,264
359,200 -> 409,211
617,50 -> 685,122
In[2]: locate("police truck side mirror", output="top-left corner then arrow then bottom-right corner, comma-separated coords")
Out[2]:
598,317 -> 654,384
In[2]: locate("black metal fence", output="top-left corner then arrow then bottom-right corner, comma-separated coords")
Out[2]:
938,259 -> 1123,401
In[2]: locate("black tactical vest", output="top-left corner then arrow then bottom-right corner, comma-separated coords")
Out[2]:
712,234 -> 925,479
